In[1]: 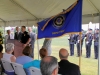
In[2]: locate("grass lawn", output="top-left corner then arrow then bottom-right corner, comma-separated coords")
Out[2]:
34,35 -> 98,75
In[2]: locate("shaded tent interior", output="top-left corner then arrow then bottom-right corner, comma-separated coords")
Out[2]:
0,0 -> 99,26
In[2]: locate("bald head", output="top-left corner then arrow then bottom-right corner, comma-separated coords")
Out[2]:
28,27 -> 32,32
59,48 -> 69,59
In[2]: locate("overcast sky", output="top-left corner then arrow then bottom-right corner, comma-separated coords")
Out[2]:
82,22 -> 99,31
5,22 -> 99,31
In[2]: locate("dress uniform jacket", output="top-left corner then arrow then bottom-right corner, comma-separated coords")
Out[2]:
85,33 -> 93,58
94,33 -> 99,59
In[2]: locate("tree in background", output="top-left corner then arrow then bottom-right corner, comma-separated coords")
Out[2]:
0,27 -> 3,44
0,32 -> 3,44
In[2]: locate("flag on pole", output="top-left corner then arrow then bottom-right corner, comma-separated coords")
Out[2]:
37,0 -> 83,39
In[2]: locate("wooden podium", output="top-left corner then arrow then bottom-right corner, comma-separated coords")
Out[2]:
7,40 -> 24,57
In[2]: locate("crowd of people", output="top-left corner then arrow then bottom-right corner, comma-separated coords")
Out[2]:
0,44 -> 81,75
4,26 -> 52,58
0,26 -> 82,75
0,25 -> 99,75
4,26 -> 99,59
68,28 -> 99,59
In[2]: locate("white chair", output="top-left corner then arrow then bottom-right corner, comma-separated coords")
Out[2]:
1,58 -> 14,72
29,67 -> 42,75
11,62 -> 26,75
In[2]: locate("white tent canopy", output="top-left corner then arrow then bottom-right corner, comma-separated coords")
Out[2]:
0,0 -> 100,74
0,0 -> 100,26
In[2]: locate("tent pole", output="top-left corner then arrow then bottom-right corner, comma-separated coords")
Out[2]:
98,14 -> 100,75
36,26 -> 40,60
37,39 -> 40,60
3,22 -> 6,51
4,22 -> 6,36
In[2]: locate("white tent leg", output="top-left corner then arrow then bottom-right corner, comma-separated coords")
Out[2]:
98,14 -> 100,75
37,40 -> 40,60
4,22 -> 6,36
35,26 -> 40,60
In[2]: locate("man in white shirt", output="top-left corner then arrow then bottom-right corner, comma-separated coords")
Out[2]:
5,30 -> 14,44
28,27 -> 36,58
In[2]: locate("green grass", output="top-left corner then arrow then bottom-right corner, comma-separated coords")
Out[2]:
34,35 -> 98,75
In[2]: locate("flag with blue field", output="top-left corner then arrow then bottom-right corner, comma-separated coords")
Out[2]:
37,0 -> 83,39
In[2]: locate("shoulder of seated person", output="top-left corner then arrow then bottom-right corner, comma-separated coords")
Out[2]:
33,60 -> 41,62
11,55 -> 16,59
70,62 -> 79,68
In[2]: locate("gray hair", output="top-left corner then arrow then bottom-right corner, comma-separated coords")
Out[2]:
6,43 -> 14,52
40,56 -> 58,75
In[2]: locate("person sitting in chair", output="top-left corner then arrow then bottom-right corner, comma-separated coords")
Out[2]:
23,48 -> 48,69
3,43 -> 16,62
58,48 -> 81,75
16,46 -> 33,75
0,44 -> 3,59
3,43 -> 16,75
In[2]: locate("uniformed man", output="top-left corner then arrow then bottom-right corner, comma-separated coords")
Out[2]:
21,26 -> 31,47
76,34 -> 81,56
94,29 -> 99,59
76,30 -> 85,56
28,27 -> 36,58
81,30 -> 85,51
68,34 -> 76,56
85,29 -> 93,58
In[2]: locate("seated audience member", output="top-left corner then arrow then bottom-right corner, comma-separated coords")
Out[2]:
3,43 -> 16,75
16,46 -> 33,75
40,56 -> 58,75
3,43 -> 16,62
23,48 -> 48,69
0,44 -> 3,59
0,44 -> 4,73
58,48 -> 81,75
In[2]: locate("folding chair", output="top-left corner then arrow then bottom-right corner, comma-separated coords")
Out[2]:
1,58 -> 14,75
29,67 -> 42,75
0,60 -> 5,75
11,62 -> 26,75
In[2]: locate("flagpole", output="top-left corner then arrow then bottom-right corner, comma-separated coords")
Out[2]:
79,32 -> 82,69
98,13 -> 100,75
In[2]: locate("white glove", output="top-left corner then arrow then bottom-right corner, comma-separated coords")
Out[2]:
68,37 -> 70,39
78,40 -> 80,43
86,41 -> 89,44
